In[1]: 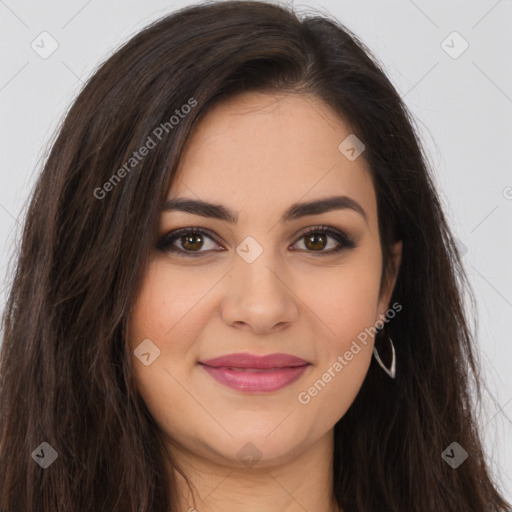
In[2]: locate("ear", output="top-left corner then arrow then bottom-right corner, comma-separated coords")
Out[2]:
377,240 -> 402,318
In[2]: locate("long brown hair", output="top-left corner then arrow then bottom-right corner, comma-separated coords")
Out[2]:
0,1 -> 509,510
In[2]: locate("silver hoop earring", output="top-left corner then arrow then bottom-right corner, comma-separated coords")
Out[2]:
373,334 -> 396,379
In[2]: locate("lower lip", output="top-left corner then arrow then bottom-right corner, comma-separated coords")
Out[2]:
200,364 -> 310,393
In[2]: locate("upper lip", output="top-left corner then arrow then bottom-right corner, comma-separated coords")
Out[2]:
199,352 -> 310,369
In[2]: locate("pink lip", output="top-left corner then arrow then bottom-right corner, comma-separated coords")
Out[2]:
199,352 -> 311,393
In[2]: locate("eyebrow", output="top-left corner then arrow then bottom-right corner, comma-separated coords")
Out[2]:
163,195 -> 368,225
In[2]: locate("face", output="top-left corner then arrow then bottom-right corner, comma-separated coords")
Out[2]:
129,91 -> 402,469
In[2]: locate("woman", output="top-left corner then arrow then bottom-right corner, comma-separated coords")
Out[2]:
0,1 -> 509,511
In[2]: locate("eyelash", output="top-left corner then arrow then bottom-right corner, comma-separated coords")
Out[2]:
157,225 -> 357,258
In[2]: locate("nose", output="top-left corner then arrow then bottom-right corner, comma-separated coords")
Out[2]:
220,252 -> 299,335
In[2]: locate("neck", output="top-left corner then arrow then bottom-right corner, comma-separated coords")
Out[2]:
167,429 -> 341,512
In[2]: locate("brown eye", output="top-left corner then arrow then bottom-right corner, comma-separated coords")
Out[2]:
293,226 -> 356,255
157,228 -> 221,256
303,232 -> 328,251
157,225 -> 357,258
180,233 -> 205,251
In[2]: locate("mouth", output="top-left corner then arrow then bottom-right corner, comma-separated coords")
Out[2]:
198,352 -> 311,393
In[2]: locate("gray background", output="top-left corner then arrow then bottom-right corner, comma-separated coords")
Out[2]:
1,0 -> 511,500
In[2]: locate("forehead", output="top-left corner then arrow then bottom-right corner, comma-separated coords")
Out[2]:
169,92 -> 377,229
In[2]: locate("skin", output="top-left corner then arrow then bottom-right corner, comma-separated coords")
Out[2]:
129,91 -> 402,512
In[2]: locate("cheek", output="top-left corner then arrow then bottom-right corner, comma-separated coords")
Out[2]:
295,251 -> 381,414
308,247 -> 383,347
295,288 -> 376,433
128,262 -> 211,437
128,260 -> 201,391
130,260 -> 209,353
